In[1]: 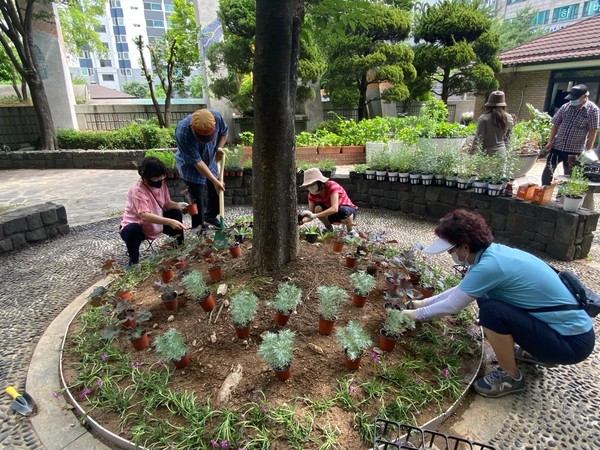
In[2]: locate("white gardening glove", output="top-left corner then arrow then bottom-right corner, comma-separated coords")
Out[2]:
300,210 -> 317,220
410,299 -> 429,309
400,309 -> 417,321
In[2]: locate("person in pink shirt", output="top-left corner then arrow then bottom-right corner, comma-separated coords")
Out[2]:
120,157 -> 189,265
300,167 -> 358,236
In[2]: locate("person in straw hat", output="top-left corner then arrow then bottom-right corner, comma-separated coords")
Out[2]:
175,109 -> 228,230
299,167 -> 359,236
471,90 -> 513,156
401,209 -> 593,398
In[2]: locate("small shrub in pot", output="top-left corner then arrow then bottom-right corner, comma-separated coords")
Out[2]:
258,329 -> 295,376
336,320 -> 372,362
267,282 -> 302,315
317,286 -> 348,321
382,309 -> 415,340
349,271 -> 376,297
230,290 -> 259,328
154,328 -> 189,364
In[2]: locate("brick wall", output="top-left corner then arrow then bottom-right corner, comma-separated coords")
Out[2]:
474,70 -> 551,121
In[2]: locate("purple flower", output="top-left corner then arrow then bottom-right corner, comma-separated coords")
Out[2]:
51,391 -> 59,400
96,379 -> 103,388
210,440 -> 219,448
348,385 -> 357,395
220,441 -> 229,448
442,368 -> 450,378
100,352 -> 107,362
261,406 -> 269,415
131,361 -> 143,369
78,388 -> 92,400
370,351 -> 380,362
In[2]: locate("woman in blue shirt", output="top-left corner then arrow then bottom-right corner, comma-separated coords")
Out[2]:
404,209 -> 594,398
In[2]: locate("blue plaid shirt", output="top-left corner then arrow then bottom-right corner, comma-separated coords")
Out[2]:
174,110 -> 228,184
552,101 -> 600,154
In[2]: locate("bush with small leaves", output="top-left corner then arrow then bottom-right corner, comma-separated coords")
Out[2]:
258,329 -> 295,371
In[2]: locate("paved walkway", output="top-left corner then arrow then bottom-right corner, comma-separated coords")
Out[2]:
0,164 -> 598,449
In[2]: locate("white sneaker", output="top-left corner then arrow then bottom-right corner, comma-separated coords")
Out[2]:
346,229 -> 359,238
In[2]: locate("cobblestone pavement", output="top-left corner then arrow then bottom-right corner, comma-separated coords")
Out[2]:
0,167 -> 599,449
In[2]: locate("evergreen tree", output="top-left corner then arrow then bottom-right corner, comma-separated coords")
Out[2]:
313,0 -> 415,120
412,0 -> 501,103
494,6 -> 548,52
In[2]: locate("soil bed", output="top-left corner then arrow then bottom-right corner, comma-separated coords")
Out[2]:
63,235 -> 481,450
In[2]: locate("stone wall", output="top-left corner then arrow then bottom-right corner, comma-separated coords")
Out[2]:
204,172 -> 599,261
0,203 -> 69,255
0,149 -> 147,170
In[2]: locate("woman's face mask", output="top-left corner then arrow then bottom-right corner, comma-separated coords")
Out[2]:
147,179 -> 163,189
308,184 -> 320,194
451,245 -> 470,266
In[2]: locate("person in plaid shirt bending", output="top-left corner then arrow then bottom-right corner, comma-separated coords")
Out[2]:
542,84 -> 600,186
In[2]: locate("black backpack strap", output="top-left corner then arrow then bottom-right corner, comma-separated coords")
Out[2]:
526,304 -> 583,313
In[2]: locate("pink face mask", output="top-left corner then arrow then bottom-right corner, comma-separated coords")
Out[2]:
308,185 -> 320,194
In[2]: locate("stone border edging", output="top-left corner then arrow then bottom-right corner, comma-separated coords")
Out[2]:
35,282 -> 484,450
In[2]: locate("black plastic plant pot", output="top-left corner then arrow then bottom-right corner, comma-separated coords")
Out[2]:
306,233 -> 318,243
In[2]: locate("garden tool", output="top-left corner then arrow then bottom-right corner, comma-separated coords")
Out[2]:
213,152 -> 229,249
5,386 -> 36,416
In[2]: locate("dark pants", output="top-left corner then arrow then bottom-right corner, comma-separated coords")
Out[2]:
315,204 -> 357,223
184,181 -> 219,229
541,148 -> 576,186
477,298 -> 594,365
120,209 -> 183,265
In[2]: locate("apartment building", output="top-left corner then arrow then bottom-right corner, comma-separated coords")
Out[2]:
68,0 -> 176,91
498,0 -> 600,32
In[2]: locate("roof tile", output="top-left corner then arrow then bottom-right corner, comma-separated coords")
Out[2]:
500,15 -> 600,66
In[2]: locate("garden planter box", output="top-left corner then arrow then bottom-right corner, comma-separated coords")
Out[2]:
318,146 -> 341,155
295,146 -> 318,156
341,145 -> 365,154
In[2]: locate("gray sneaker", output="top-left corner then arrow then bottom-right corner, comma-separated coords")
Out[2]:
513,345 -> 557,368
473,367 -> 525,398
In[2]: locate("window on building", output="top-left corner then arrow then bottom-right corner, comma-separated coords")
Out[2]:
102,74 -> 115,81
102,42 -> 109,50
120,69 -> 132,76
146,19 -> 164,28
81,68 -> 89,76
100,59 -> 112,67
110,0 -> 121,7
112,17 -> 125,26
144,2 -> 162,10
164,4 -> 174,12
95,25 -> 106,33
507,0 -> 525,5
115,35 -> 127,43
552,4 -> 579,22
532,10 -> 550,25
117,52 -> 129,60
80,50 -> 91,59
583,0 -> 600,16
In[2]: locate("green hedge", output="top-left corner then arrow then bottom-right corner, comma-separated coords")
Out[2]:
57,122 -> 176,150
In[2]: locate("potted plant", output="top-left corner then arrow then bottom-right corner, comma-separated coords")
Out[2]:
258,329 -> 295,381
160,288 -> 179,311
379,308 -> 416,352
335,320 -> 372,370
267,282 -> 302,326
559,165 -> 589,212
103,306 -> 152,337
154,328 -> 190,369
229,240 -> 242,258
230,290 -> 259,338
181,270 -> 215,312
349,271 -> 376,308
88,285 -> 108,307
302,223 -> 320,244
126,325 -> 150,351
159,264 -> 174,283
317,285 -> 348,335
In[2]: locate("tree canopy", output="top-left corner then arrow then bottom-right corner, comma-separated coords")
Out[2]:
412,0 -> 501,103
207,0 -> 325,116
312,0 -> 415,120
57,0 -> 108,57
493,6 -> 548,52
134,0 -> 200,127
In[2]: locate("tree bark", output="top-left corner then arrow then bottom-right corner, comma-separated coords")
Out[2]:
136,37 -> 165,128
27,73 -> 57,149
252,0 -> 302,271
357,75 -> 368,121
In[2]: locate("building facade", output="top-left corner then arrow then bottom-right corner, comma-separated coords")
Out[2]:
498,0 -> 600,32
68,0 -> 176,90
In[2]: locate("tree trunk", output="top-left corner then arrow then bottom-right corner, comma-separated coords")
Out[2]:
252,0 -> 301,271
441,68 -> 450,104
357,75 -> 368,121
27,73 -> 57,150
21,79 -> 27,100
11,76 -> 22,100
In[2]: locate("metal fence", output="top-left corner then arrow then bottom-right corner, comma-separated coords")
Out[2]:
323,108 -> 359,122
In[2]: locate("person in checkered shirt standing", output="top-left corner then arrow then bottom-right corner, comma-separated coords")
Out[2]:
541,84 -> 600,186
